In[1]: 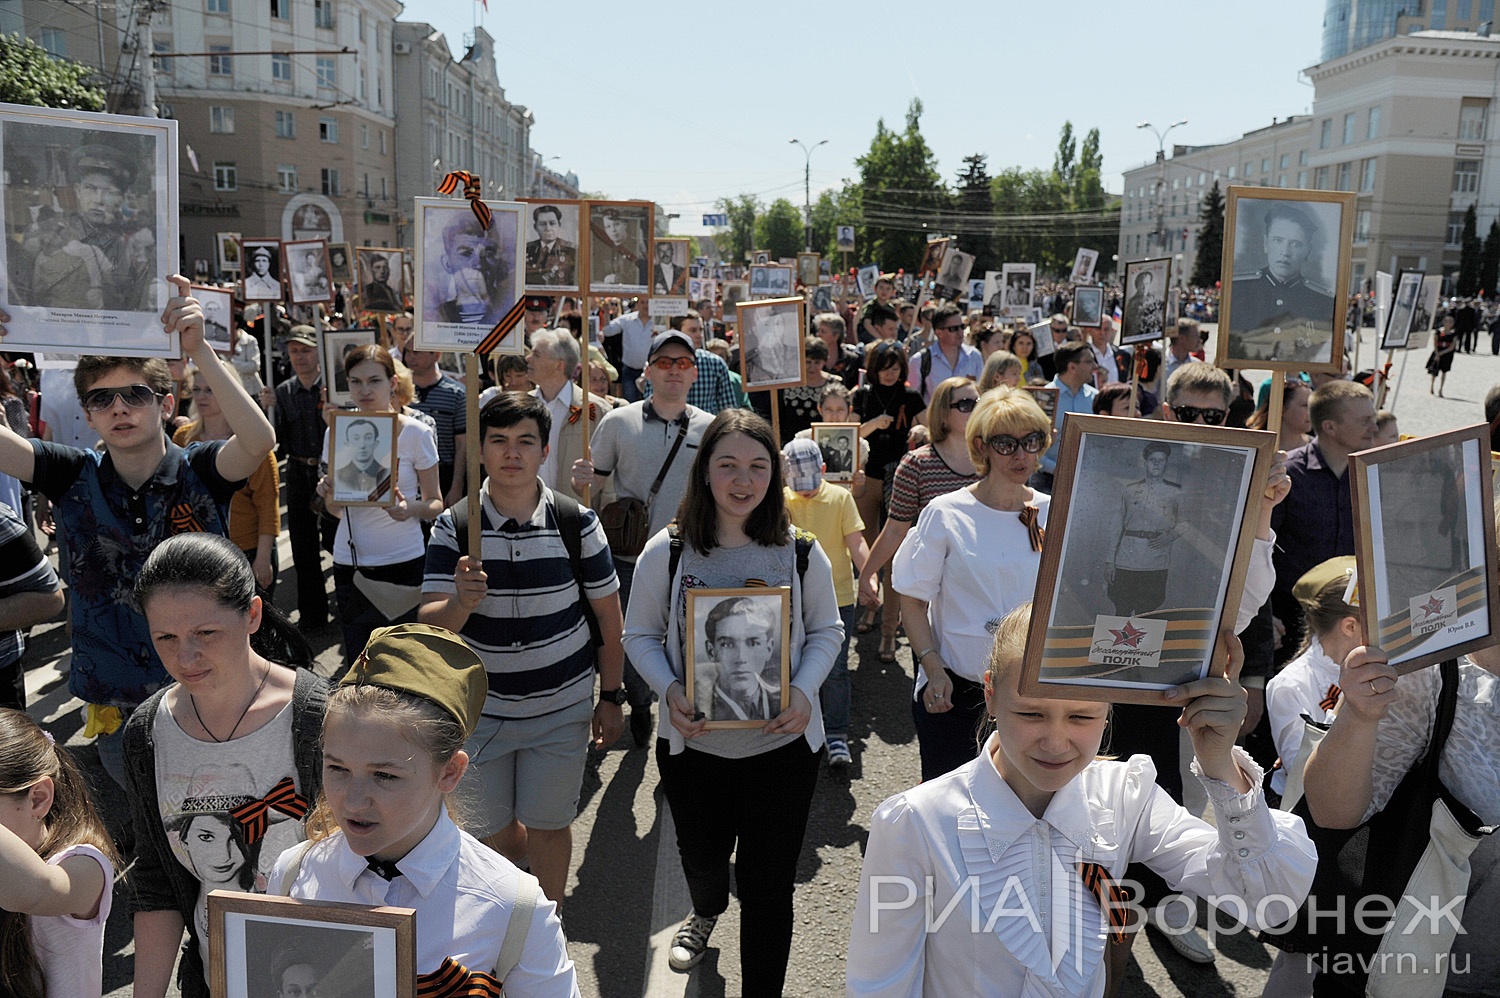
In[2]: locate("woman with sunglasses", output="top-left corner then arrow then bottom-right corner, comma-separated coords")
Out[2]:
857,378 -> 981,663
848,341 -> 927,635
891,387 -> 1053,781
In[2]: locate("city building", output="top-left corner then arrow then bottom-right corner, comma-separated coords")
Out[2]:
1321,0 -> 1497,62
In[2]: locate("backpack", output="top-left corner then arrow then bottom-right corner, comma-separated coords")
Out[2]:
450,491 -> 604,650
667,524 -> 815,584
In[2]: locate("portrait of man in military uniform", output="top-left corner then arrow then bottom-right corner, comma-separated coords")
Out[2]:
358,249 -> 404,313
1226,198 -> 1344,365
1105,441 -> 1186,617
524,203 -> 577,290
331,414 -> 394,504
588,203 -> 650,293
241,242 -> 283,302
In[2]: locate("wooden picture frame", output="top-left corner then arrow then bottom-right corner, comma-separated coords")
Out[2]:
1351,424 -> 1500,674
192,284 -> 235,355
999,263 -> 1036,319
811,422 -> 860,484
1021,385 -> 1059,422
518,197 -> 585,294
328,410 -> 399,507
1219,185 -> 1356,373
586,200 -> 653,295
1019,414 -> 1276,703
748,265 -> 794,300
721,281 -> 749,322
321,328 -> 378,407
208,890 -> 416,998
1379,269 -> 1424,351
1071,285 -> 1103,329
284,239 -> 333,305
854,264 -> 880,299
327,242 -> 353,283
217,232 -> 242,274
737,296 -> 806,391
1118,257 -> 1172,346
412,197 -> 526,353
355,247 -> 407,314
797,252 -> 820,288
685,587 -> 792,728
1071,248 -> 1099,284
240,239 -> 285,303
651,237 -> 691,297
917,238 -> 949,277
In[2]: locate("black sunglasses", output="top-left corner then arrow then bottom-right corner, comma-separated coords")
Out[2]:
82,384 -> 162,412
950,397 -> 978,413
987,431 -> 1047,455
1171,404 -> 1227,426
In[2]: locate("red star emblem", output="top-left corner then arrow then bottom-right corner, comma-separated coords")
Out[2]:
1420,594 -> 1446,620
1109,621 -> 1148,648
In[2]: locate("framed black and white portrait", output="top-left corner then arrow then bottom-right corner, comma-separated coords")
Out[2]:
855,263 -> 880,300
1071,248 -> 1099,284
836,225 -> 855,252
1071,285 -> 1103,329
240,239 -> 284,304
321,327 -> 377,407
748,265 -> 793,300
1352,425 -> 1500,674
936,248 -> 973,294
797,252 -> 820,289
192,284 -> 235,355
652,237 -> 691,297
737,296 -> 806,391
1221,186 -> 1355,372
413,197 -> 525,353
685,588 -> 792,728
328,410 -> 398,507
1380,269 -> 1424,351
721,281 -> 748,322
1119,257 -> 1172,346
356,248 -> 406,314
967,278 -> 986,313
812,422 -> 859,484
0,103 -> 177,356
217,232 -> 241,274
918,238 -> 948,277
209,891 -> 415,998
519,198 -> 583,293
326,242 -> 353,283
586,201 -> 652,294
1000,263 -> 1036,319
284,239 -> 332,305
753,250 -> 771,265
1020,414 -> 1276,703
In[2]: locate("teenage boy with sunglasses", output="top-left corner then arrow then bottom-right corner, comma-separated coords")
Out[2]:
906,303 -> 982,403
0,276 -> 275,787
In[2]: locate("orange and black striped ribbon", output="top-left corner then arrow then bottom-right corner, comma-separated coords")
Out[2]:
567,403 -> 599,426
474,297 -> 526,355
1020,503 -> 1046,552
227,777 -> 309,845
169,501 -> 207,534
367,474 -> 392,503
1077,862 -> 1132,943
436,171 -> 492,231
416,957 -> 501,998
1318,683 -> 1341,713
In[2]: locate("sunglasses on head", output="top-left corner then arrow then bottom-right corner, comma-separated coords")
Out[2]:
987,431 -> 1047,455
1171,404 -> 1227,425
949,397 -> 978,413
82,384 -> 162,412
649,356 -> 696,371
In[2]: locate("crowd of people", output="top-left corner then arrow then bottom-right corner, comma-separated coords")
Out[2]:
0,257 -> 1493,998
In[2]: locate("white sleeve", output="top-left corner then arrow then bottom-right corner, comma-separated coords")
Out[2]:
1234,533 -> 1276,633
501,894 -> 582,998
620,529 -> 681,698
890,502 -> 948,601
847,795 -> 928,998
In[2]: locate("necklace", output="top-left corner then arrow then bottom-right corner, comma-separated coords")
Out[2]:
189,665 -> 272,743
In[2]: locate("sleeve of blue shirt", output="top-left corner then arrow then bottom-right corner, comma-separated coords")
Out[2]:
26,439 -> 90,501
184,439 -> 246,500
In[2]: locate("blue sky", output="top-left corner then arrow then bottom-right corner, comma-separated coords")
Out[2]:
427,1 -> 1326,237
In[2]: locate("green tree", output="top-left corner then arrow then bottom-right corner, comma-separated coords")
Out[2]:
954,153 -> 996,275
754,198 -> 804,261
809,186 -> 861,268
1053,122 -> 1077,188
1458,204 -> 1482,295
1190,182 -> 1226,288
1482,219 -> 1500,297
990,167 -> 1070,272
714,194 -> 759,265
0,34 -> 104,110
855,98 -> 948,271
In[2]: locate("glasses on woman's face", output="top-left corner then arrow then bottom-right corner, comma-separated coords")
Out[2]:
949,397 -> 978,413
987,431 -> 1047,455
649,356 -> 696,371
1171,404 -> 1227,426
82,384 -> 161,411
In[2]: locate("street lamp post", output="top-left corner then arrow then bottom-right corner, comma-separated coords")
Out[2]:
1137,119 -> 1188,254
789,138 -> 828,252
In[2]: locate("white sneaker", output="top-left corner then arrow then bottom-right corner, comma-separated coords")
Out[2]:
826,737 -> 852,767
1148,901 -> 1215,964
668,912 -> 717,972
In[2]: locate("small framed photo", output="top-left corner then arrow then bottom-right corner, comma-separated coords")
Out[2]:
327,242 -> 353,283
1021,385 -> 1059,422
1071,285 -> 1103,329
749,264 -> 793,299
1220,186 -> 1355,372
413,197 -> 525,353
797,252 -> 820,288
356,247 -> 408,314
721,281 -> 749,321
652,237 -> 691,297
284,239 -> 332,305
1351,425 -> 1500,674
1118,257 -> 1171,345
810,284 -> 834,315
855,263 -> 880,299
936,249 -> 974,295
836,225 -> 855,252
811,422 -> 860,484
1000,263 -> 1036,319
737,296 -> 806,391
322,327 -> 378,407
1019,414 -> 1276,703
519,198 -> 583,293
981,270 -> 1004,312
329,410 -> 398,507
587,200 -> 652,294
1165,287 -> 1182,335
753,250 -> 771,265
685,588 -> 792,728
1071,248 -> 1099,284
1410,275 -> 1442,350
918,238 -> 949,277
192,284 -> 235,355
208,890 -> 415,998
967,278 -> 986,313
217,232 -> 242,273
241,239 -> 284,303
1380,269 -> 1424,350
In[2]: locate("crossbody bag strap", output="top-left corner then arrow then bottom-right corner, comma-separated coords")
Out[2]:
492,871 -> 541,983
644,415 -> 690,508
1421,659 -> 1462,781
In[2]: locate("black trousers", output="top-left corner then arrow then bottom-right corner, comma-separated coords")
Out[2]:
910,669 -> 989,782
656,739 -> 820,998
284,460 -> 332,625
1108,568 -> 1167,617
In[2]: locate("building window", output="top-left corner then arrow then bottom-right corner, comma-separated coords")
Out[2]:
209,45 -> 231,76
1355,209 -> 1371,243
378,130 -> 387,155
1298,170 -> 1307,187
1343,113 -> 1356,144
1454,159 -> 1481,193
319,117 -> 338,143
1368,106 -> 1381,139
1320,119 -> 1332,149
1360,157 -> 1377,192
316,58 -> 336,89
360,123 -> 369,149
153,39 -> 172,75
1244,161 -> 1254,177
1314,166 -> 1330,189
39,29 -> 66,58
209,106 -> 234,133
1198,171 -> 1207,185
274,110 -> 295,138
314,0 -> 334,28
361,173 -> 369,197
1460,100 -> 1488,141
271,52 -> 291,81
1279,175 -> 1288,187
1261,157 -> 1271,173
1228,166 -> 1237,179
207,0 -> 228,12
1171,177 -> 1180,190
214,162 -> 237,191
270,0 -> 288,18
1299,149 -> 1309,166
1279,153 -> 1290,169
1448,211 -> 1466,246
321,168 -> 340,196
277,164 -> 297,192
380,176 -> 388,198
1337,161 -> 1353,190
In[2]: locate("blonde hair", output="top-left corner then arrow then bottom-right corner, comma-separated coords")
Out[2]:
978,351 -> 1022,392
927,376 -> 976,445
966,387 -> 1053,477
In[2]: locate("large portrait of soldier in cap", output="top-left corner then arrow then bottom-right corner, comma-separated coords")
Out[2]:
1220,186 -> 1355,374
586,200 -> 652,295
240,239 -> 284,302
0,104 -> 177,356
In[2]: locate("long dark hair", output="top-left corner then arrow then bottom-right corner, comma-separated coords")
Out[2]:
134,533 -> 312,668
676,409 -> 789,555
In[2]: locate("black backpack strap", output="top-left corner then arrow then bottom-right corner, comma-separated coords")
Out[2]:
553,492 -> 603,649
667,523 -> 684,582
793,529 -> 813,581
450,496 -> 470,560
920,348 -> 932,397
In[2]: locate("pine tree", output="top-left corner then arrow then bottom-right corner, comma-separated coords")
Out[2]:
1190,183 -> 1226,288
1481,219 -> 1500,297
1458,205 -> 1482,295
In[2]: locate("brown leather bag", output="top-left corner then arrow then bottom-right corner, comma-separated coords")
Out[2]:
599,415 -> 689,557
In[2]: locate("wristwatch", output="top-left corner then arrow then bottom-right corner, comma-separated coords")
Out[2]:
599,687 -> 628,706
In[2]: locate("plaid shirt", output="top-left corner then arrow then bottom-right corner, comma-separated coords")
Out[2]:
643,348 -> 740,414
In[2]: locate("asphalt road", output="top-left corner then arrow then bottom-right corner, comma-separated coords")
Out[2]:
18,325 -> 1495,997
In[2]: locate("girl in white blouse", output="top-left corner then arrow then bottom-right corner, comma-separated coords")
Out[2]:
847,605 -> 1316,998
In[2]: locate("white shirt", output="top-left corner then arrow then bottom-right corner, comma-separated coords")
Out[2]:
892,488 -> 1050,687
273,810 -> 580,998
1265,635 -> 1342,794
30,843 -> 113,998
602,310 -> 654,369
1089,341 -> 1120,385
847,736 -> 1317,998
532,383 -> 573,489
324,414 -> 440,566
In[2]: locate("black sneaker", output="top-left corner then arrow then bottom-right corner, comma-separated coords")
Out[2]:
668,912 -> 717,971
630,706 -> 653,747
